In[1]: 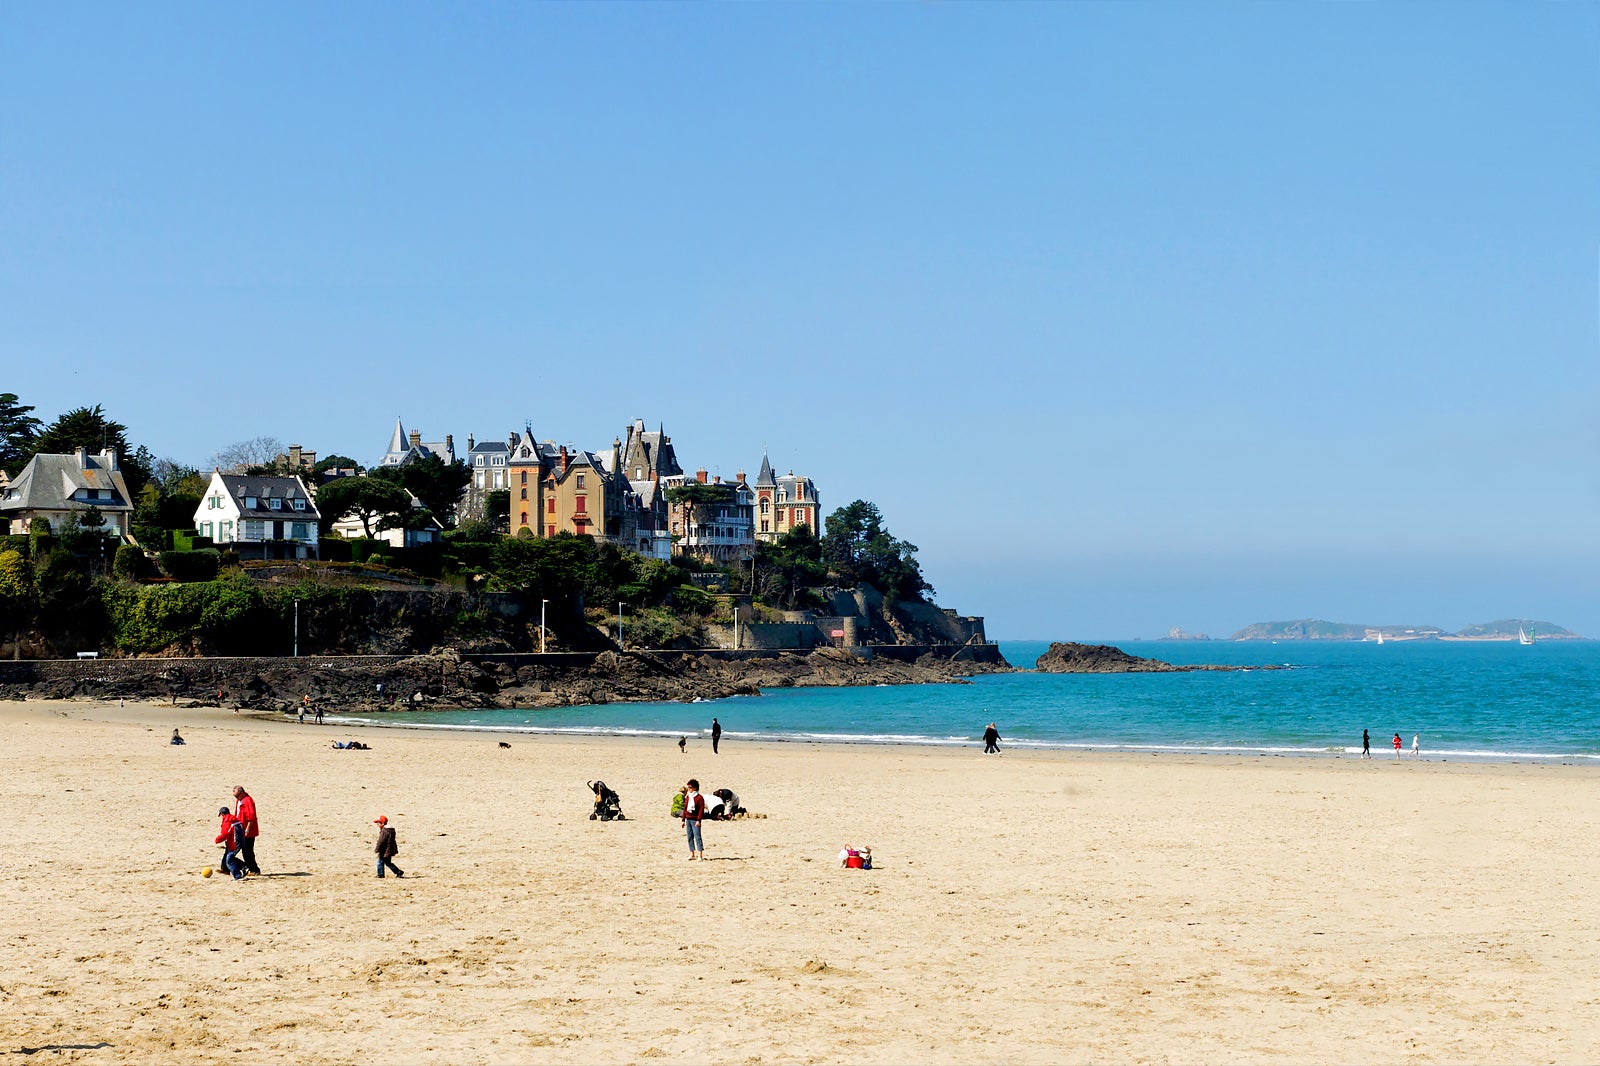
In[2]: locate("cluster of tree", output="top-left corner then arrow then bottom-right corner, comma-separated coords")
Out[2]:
0,395 -> 157,499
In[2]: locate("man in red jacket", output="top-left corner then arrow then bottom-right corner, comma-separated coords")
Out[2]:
232,786 -> 261,876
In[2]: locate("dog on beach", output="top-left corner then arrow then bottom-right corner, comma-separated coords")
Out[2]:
498,741 -> 512,749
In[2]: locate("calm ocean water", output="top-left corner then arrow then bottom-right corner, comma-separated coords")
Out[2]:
349,639 -> 1600,762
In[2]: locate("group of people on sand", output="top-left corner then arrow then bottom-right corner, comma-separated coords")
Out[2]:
1361,728 -> 1422,759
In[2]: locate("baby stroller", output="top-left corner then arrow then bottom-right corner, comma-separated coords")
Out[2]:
588,780 -> 626,822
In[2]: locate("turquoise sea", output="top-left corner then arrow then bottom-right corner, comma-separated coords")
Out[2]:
350,639 -> 1600,762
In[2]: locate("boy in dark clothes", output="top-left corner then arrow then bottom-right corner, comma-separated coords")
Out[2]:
214,806 -> 246,880
374,816 -> 403,878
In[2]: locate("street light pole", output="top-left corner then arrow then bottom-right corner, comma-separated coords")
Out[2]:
617,600 -> 624,649
733,607 -> 739,651
540,598 -> 549,654
293,599 -> 299,658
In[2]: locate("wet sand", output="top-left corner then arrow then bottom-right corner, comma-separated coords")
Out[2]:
3,698 -> 1598,1064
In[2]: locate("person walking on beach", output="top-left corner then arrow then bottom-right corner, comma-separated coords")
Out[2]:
1412,733 -> 1420,758
982,722 -> 1001,754
1361,729 -> 1371,758
314,703 -> 324,725
374,816 -> 403,878
710,718 -> 721,755
680,778 -> 706,860
1392,732 -> 1403,759
232,786 -> 260,875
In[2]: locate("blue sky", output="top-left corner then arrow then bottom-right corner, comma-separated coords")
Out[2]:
3,4 -> 1597,639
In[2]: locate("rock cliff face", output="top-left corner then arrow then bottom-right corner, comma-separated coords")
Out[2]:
1033,642 -> 1265,673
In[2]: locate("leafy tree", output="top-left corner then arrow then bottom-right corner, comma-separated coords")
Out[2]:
820,499 -> 931,602
485,489 -> 510,533
372,454 -> 470,526
753,525 -> 829,610
28,404 -> 152,497
0,393 -> 41,474
314,454 -> 364,476
314,477 -> 412,538
490,532 -> 594,601
666,481 -> 732,544
0,548 -> 30,653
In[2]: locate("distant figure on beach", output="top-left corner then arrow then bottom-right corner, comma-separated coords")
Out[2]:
1362,730 -> 1371,758
374,816 -> 403,878
838,845 -> 872,870
232,786 -> 260,875
678,737 -> 687,754
1412,733 -> 1420,757
670,786 -> 687,818
298,704 -> 305,725
708,787 -> 742,819
214,806 -> 245,880
170,729 -> 185,746
680,779 -> 706,860
1392,732 -> 1403,758
314,703 -> 324,725
982,722 -> 1001,754
710,718 -> 721,755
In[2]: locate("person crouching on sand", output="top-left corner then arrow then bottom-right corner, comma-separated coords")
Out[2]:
374,816 -> 403,878
214,806 -> 245,880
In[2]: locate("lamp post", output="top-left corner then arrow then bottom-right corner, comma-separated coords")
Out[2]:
540,598 -> 549,654
293,599 -> 299,658
733,607 -> 739,651
617,600 -> 624,649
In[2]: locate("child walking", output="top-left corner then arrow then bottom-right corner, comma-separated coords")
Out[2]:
374,816 -> 403,878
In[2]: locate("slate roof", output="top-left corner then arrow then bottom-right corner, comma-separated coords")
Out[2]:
622,420 -> 684,480
754,452 -> 776,488
0,450 -> 132,514
217,474 -> 320,520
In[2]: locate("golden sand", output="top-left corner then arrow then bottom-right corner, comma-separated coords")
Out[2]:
2,698 -> 1598,1064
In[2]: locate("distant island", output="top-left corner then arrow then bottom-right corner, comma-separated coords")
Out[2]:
1229,619 -> 1582,642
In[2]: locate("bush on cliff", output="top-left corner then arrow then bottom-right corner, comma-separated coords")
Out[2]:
159,549 -> 221,583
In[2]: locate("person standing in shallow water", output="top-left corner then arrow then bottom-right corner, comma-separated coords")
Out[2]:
710,717 -> 721,755
982,722 -> 1001,754
1361,730 -> 1371,759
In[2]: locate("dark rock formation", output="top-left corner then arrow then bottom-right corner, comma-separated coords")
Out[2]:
1034,642 -> 1271,673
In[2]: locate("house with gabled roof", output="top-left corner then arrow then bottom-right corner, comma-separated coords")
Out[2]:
377,418 -> 456,469
194,471 -> 320,560
0,447 -> 134,539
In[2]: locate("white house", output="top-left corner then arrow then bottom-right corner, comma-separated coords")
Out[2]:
195,472 -> 320,560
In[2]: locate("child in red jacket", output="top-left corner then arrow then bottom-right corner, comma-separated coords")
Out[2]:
214,807 -> 246,880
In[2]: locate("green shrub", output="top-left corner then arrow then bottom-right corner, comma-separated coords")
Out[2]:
159,549 -> 220,582
112,544 -> 142,579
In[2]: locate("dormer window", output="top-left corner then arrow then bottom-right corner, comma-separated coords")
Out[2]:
244,496 -> 257,509
268,498 -> 282,510
292,498 -> 306,511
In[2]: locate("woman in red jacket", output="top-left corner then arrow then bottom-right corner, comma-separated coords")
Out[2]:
679,779 -> 705,860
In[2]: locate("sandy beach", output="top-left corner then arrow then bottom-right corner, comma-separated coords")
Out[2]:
3,699 -> 1598,1064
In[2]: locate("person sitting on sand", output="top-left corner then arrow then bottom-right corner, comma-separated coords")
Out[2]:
838,846 -> 872,870
670,786 -> 687,818
709,788 -> 742,819
170,729 -> 185,746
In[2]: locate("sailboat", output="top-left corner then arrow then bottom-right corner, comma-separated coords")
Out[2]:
1375,631 -> 1385,645
1519,626 -> 1534,646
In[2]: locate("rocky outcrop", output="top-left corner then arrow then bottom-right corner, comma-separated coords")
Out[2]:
1034,642 -> 1269,673
0,645 -> 1010,713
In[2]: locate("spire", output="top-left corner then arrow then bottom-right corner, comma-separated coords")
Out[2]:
755,450 -> 776,487
386,417 -> 407,458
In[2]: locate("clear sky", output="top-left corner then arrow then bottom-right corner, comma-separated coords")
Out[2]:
3,4 -> 1597,639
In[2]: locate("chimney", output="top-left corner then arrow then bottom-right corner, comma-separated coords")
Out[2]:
736,470 -> 746,484
696,468 -> 708,484
559,446 -> 570,475
409,429 -> 422,448
612,437 -> 621,477
445,434 -> 454,454
467,433 -> 475,450
74,446 -> 87,468
288,445 -> 302,467
104,447 -> 119,470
